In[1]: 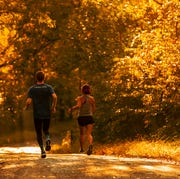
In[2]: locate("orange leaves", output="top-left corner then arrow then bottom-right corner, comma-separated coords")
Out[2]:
94,140 -> 180,162
23,23 -> 35,31
0,65 -> 13,74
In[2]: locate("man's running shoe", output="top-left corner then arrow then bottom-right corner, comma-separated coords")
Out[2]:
41,150 -> 46,158
45,140 -> 51,151
87,144 -> 93,155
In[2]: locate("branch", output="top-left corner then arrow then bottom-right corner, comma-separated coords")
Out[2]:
152,0 -> 163,6
0,32 -> 19,56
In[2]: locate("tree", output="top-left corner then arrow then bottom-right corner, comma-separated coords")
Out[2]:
106,0 -> 180,140
0,0 -> 179,142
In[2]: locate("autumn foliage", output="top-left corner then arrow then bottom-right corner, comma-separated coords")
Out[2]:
0,0 -> 179,142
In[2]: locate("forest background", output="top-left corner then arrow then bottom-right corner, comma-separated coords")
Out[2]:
0,0 -> 179,159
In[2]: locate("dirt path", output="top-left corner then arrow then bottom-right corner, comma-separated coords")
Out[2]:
0,149 -> 180,179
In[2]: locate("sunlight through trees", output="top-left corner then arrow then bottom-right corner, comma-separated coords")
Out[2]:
0,0 -> 179,143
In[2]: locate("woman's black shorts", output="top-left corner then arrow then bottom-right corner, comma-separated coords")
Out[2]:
77,116 -> 95,127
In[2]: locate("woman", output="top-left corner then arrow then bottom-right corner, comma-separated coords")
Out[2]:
69,84 -> 96,155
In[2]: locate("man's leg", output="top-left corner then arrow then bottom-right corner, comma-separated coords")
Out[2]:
34,118 -> 46,158
43,118 -> 51,151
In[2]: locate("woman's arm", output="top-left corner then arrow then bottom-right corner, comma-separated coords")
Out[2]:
68,96 -> 81,113
90,96 -> 96,113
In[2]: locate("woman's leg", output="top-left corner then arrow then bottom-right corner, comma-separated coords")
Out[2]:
79,125 -> 85,152
86,124 -> 94,155
86,124 -> 93,145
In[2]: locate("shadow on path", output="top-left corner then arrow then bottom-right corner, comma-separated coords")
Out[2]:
0,147 -> 180,179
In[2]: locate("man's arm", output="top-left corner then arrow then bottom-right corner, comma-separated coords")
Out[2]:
24,98 -> 32,110
51,93 -> 57,113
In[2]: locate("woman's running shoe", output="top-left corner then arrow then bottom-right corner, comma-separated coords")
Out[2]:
87,145 -> 93,155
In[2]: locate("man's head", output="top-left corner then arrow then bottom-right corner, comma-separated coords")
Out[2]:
36,71 -> 45,82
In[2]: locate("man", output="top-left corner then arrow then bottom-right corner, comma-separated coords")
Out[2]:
24,71 -> 57,158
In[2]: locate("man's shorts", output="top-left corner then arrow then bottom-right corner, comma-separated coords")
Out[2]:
77,116 -> 95,127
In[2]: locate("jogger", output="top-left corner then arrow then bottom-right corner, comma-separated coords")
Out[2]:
24,71 -> 57,158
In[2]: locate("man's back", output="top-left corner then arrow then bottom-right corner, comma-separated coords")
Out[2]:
28,84 -> 54,119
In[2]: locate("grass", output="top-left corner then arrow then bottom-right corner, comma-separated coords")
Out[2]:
1,120 -> 179,163
1,132 -> 180,162
93,140 -> 180,162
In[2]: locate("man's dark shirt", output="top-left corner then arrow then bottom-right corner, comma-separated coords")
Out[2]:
28,84 -> 55,119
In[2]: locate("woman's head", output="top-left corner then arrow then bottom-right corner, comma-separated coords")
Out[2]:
36,71 -> 45,82
82,84 -> 91,94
